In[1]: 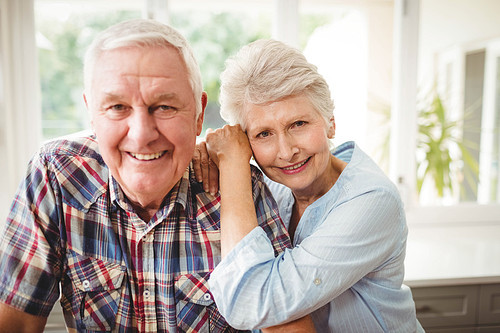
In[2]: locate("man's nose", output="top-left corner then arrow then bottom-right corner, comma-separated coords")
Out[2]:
127,109 -> 159,145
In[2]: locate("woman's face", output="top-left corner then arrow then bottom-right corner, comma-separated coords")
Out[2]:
244,94 -> 336,198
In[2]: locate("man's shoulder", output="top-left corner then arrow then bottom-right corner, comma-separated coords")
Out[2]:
37,131 -> 109,211
40,130 -> 103,163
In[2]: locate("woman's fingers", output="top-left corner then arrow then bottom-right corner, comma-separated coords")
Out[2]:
198,141 -> 211,193
208,158 -> 220,195
192,141 -> 211,192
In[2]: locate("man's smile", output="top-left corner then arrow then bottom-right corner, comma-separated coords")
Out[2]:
128,151 -> 166,161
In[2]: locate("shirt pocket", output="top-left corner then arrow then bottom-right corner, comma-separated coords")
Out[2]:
175,271 -> 234,332
65,249 -> 126,332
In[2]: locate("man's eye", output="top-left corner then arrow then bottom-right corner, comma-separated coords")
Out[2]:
111,104 -> 125,111
153,105 -> 178,118
105,104 -> 129,119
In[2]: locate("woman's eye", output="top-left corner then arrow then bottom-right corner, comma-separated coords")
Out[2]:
294,120 -> 306,127
257,131 -> 270,138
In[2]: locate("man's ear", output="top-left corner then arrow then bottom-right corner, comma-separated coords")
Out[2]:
83,93 -> 94,131
196,92 -> 208,136
83,93 -> 89,109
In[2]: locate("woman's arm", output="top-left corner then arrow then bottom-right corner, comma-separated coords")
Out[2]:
205,126 -> 316,331
204,125 -> 258,257
210,188 -> 406,328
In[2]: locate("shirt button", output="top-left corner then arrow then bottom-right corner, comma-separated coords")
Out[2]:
203,292 -> 212,301
82,280 -> 90,289
313,278 -> 322,286
142,234 -> 153,242
143,289 -> 151,299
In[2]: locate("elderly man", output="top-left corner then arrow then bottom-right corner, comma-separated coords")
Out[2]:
0,19 -> 296,332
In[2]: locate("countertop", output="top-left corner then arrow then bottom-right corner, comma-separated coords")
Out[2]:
404,224 -> 500,287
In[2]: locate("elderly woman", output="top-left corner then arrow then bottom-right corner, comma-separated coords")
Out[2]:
198,39 -> 423,332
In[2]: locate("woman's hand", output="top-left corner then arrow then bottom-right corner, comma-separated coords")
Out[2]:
205,124 -> 253,167
193,140 -> 219,194
193,125 -> 252,194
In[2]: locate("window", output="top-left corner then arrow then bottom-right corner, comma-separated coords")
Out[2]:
166,0 -> 273,135
2,0 -> 500,226
433,42 -> 500,205
35,0 -> 143,140
408,0 -> 500,224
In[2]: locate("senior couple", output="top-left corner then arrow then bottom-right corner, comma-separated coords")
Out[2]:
0,19 -> 423,332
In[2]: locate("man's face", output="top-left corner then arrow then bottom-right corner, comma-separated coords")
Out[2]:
85,46 -> 205,209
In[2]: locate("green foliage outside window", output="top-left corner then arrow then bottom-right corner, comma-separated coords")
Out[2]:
37,10 -> 271,140
416,88 -> 480,200
37,11 -> 141,140
37,8 -> 333,140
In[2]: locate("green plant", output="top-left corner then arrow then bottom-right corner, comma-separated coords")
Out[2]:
416,90 -> 479,198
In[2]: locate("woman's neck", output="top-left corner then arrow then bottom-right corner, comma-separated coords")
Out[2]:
288,155 -> 347,242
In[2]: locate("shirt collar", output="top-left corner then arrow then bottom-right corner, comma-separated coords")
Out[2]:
108,167 -> 192,220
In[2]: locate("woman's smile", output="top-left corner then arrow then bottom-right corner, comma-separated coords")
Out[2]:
280,157 -> 311,174
245,94 -> 336,198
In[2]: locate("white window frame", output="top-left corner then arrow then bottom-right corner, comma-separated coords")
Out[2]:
479,39 -> 500,204
2,0 -> 499,227
394,0 -> 500,226
0,0 -> 41,221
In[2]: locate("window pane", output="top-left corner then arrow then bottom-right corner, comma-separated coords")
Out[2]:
461,50 -> 485,201
35,0 -> 142,141
300,2 -> 393,173
489,56 -> 500,202
417,0 -> 500,206
168,1 -> 272,136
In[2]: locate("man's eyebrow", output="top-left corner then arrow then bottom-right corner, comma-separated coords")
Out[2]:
102,92 -> 124,101
154,93 -> 179,100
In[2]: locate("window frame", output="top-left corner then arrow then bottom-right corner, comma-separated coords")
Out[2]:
1,0 -> 499,226
395,0 -> 500,225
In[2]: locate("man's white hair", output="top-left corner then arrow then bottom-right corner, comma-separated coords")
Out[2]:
83,18 -> 203,116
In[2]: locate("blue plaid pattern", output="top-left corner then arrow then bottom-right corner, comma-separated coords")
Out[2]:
0,132 -> 291,332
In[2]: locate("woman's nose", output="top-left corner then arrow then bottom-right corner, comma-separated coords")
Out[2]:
276,134 -> 299,161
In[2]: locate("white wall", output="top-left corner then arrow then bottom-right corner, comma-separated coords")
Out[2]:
419,0 -> 500,86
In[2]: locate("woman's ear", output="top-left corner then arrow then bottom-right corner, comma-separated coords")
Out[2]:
327,116 -> 336,139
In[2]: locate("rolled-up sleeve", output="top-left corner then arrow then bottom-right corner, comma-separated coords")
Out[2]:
209,188 -> 407,330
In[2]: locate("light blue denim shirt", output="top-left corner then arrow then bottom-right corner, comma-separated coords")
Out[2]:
209,141 -> 423,332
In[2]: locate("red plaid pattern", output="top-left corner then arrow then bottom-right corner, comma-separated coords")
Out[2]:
0,132 -> 291,332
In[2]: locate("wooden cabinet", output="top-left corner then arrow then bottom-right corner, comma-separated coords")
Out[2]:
412,283 -> 500,332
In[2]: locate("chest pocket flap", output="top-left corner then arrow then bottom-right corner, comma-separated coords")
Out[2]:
66,249 -> 126,292
175,271 -> 214,306
64,249 -> 126,331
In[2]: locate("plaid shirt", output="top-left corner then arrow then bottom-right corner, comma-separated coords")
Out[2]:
0,133 -> 291,332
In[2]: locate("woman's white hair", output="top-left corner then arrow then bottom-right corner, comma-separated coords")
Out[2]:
219,39 -> 335,128
83,18 -> 203,116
